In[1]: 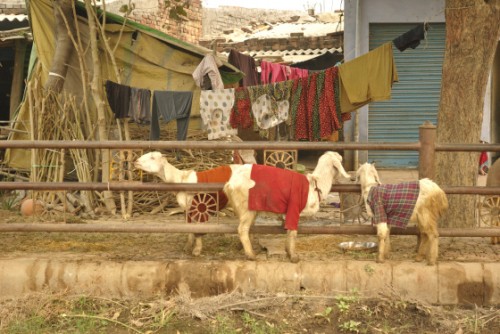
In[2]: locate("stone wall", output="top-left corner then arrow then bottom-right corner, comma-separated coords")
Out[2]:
0,0 -> 26,14
106,0 -> 202,44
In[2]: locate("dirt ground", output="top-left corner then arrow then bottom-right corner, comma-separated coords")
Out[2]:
1,204 -> 499,333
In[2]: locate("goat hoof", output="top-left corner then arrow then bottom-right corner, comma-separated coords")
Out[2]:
289,254 -> 300,263
427,262 -> 436,266
376,256 -> 385,263
415,255 -> 424,262
246,254 -> 257,261
192,249 -> 202,257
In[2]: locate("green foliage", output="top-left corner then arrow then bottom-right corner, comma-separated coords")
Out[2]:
314,306 -> 334,323
212,315 -> 237,334
165,0 -> 189,21
335,289 -> 360,314
339,320 -> 361,333
1,195 -> 17,210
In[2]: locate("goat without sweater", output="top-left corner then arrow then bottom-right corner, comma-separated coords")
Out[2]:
355,163 -> 448,265
223,151 -> 350,262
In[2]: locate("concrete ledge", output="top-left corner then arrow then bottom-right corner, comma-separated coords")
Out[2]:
0,257 -> 498,305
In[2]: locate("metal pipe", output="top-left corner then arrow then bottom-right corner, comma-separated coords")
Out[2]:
0,140 -> 421,151
0,223 -> 498,237
435,143 -> 500,152
2,140 -> 499,152
0,182 -> 499,195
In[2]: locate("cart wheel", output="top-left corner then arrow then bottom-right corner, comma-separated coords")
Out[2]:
478,195 -> 500,228
187,193 -> 218,223
264,150 -> 296,170
340,193 -> 370,224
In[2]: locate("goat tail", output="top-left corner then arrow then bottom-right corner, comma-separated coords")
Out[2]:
434,188 -> 449,219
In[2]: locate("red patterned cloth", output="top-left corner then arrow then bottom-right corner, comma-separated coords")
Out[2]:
367,182 -> 420,228
294,77 -> 309,140
320,67 -> 341,138
188,166 -> 232,223
230,87 -> 253,129
248,165 -> 309,230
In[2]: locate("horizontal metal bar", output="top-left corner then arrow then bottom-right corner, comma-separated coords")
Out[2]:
435,143 -> 500,152
2,141 -> 499,152
0,140 -> 420,151
0,182 -> 499,195
0,223 -> 498,237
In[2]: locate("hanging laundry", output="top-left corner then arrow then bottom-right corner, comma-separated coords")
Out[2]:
320,67 -> 341,139
288,66 -> 309,80
247,80 -> 293,134
252,94 -> 290,130
291,51 -> 344,71
105,80 -> 131,119
129,87 -> 151,124
228,49 -> 259,87
292,76 -> 309,141
199,89 -> 237,140
338,42 -> 398,114
260,60 -> 288,84
393,23 -> 429,52
230,86 -> 253,129
192,53 -> 225,90
150,91 -> 193,141
306,71 -> 323,141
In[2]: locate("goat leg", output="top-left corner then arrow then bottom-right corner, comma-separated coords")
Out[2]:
285,230 -> 300,263
384,227 -> 392,259
415,232 -> 428,262
192,234 -> 204,256
376,223 -> 389,263
238,211 -> 257,260
426,226 -> 439,266
184,233 -> 195,254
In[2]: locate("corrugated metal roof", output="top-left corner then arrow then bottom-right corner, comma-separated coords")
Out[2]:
221,47 -> 343,64
0,14 -> 28,23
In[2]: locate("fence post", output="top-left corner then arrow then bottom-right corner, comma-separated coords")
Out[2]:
419,121 -> 436,179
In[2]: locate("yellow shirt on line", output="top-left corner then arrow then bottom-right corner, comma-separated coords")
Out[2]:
339,42 -> 399,113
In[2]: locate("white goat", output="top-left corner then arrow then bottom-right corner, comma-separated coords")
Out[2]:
134,151 -> 240,256
355,163 -> 448,265
223,151 -> 350,263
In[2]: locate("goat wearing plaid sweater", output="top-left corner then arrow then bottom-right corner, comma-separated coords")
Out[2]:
355,163 -> 448,265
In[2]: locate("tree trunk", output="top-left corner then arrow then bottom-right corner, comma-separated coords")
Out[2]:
44,0 -> 76,92
436,0 -> 500,227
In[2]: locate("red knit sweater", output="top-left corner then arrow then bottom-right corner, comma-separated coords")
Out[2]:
248,164 -> 309,230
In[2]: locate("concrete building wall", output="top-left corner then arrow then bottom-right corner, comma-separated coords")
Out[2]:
343,0 -> 445,165
343,0 -> 494,166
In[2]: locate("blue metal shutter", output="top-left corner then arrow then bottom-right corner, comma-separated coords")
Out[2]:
368,23 -> 445,168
